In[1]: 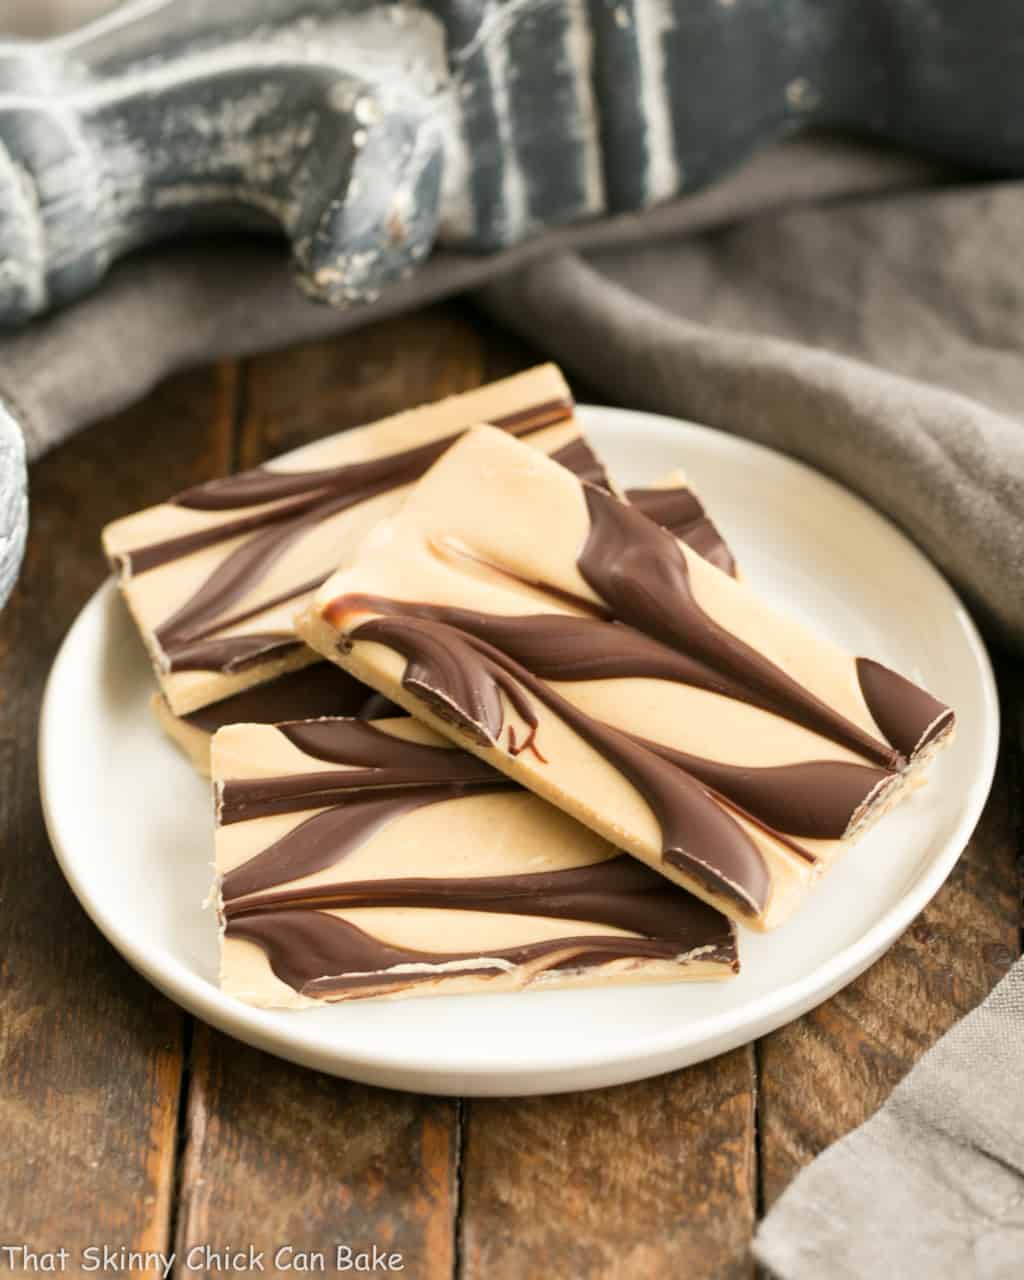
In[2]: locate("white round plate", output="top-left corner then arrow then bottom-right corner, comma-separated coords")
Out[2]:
40,406 -> 998,1096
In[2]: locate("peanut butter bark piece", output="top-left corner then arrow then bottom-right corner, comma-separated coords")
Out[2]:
213,717 -> 737,1007
298,426 -> 955,930
102,364 -> 606,716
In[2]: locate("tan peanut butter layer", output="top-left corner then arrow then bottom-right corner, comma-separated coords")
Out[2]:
102,365 -> 614,716
212,718 -> 738,1008
153,469 -> 736,774
297,427 -> 955,931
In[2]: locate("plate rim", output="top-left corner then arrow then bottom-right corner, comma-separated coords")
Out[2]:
38,405 -> 1000,1093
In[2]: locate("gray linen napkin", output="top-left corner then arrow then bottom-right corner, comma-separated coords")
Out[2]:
754,957 -> 1024,1278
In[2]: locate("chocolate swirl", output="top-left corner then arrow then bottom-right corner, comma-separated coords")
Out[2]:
347,607 -> 773,916
220,719 -> 504,825
577,485 -> 903,770
123,397 -> 576,674
625,486 -> 737,578
228,911 -> 736,999
331,596 -> 891,845
222,781 -> 513,897
856,658 -> 955,758
220,719 -> 738,994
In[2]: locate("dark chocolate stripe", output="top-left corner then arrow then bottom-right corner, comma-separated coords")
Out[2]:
225,855 -> 733,940
173,398 -> 574,512
221,718 -> 503,824
550,436 -> 612,491
221,780 -> 513,896
626,486 -> 737,578
357,692 -> 402,720
578,485 -> 902,769
168,633 -> 301,674
346,605 -> 771,917
344,606 -> 750,702
635,738 -> 892,842
856,658 -> 955,758
226,911 -> 736,997
159,572 -> 326,657
183,663 -> 372,734
345,611 -> 541,752
278,717 -> 488,771
125,490 -> 332,577
220,776 -> 512,826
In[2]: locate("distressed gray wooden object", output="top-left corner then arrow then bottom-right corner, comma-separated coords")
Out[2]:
2,0 -> 1022,324
1,0 -> 1023,605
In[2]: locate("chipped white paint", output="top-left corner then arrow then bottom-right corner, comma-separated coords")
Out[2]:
0,399 -> 27,609
448,0 -> 551,69
562,0 -> 605,217
326,80 -> 356,113
437,75 -> 474,242
631,0 -> 680,204
477,1 -> 528,243
0,155 -> 48,316
785,76 -> 820,111
353,94 -> 380,126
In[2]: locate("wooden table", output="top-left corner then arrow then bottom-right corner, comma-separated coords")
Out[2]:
2,302 -> 1020,1279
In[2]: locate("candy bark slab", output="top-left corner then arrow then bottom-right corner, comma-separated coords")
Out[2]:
212,718 -> 738,1007
103,364 -> 601,715
299,426 -> 955,930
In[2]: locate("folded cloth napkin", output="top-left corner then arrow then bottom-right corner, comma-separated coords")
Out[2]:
754,956 -> 1024,1278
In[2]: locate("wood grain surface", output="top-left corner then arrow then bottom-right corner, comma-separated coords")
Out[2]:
459,1049 -> 756,1280
175,1024 -> 458,1277
0,300 -> 1019,1280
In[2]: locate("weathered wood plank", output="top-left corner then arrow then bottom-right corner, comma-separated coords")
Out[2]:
175,1024 -> 458,1278
757,658 -> 1022,1209
460,1050 -> 757,1280
0,364 -> 235,1260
